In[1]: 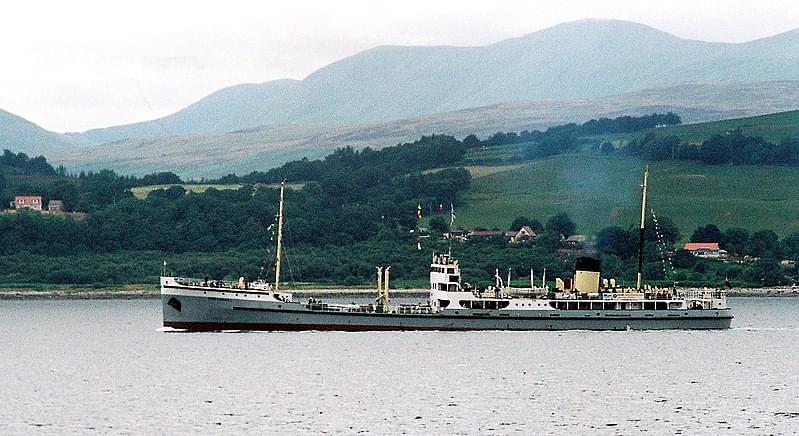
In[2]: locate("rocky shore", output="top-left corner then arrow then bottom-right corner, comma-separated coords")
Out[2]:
0,286 -> 159,300
726,287 -> 799,297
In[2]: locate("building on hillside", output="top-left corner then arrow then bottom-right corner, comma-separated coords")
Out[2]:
444,230 -> 466,240
47,200 -> 65,212
683,242 -> 727,259
508,226 -> 537,243
468,230 -> 506,239
14,196 -> 43,211
565,234 -> 587,247
468,227 -> 538,243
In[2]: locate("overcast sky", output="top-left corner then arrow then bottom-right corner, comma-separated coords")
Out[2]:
3,0 -> 798,132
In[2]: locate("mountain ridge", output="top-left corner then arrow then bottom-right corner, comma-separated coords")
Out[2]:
4,19 -> 799,168
0,109 -> 71,153
46,81 -> 799,177
75,19 -> 799,143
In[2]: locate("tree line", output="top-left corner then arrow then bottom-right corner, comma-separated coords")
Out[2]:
593,218 -> 799,286
213,134 -> 468,185
1,149 -> 58,176
1,149 -> 187,212
475,112 -> 681,147
626,130 -> 799,166
1,134 -> 474,257
462,112 -> 680,163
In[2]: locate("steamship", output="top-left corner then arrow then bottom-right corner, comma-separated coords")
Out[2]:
160,170 -> 733,331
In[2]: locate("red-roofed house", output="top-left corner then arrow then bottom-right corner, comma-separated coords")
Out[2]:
14,196 -> 43,211
683,242 -> 727,259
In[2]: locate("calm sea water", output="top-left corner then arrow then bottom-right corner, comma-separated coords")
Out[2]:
1,297 -> 798,435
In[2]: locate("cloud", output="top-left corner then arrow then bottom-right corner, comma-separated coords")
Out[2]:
96,55 -> 206,71
1,0 -> 797,132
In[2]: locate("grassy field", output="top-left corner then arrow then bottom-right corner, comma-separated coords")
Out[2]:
130,182 -> 305,199
591,110 -> 799,145
258,182 -> 306,191
424,164 -> 529,178
464,143 -> 529,163
468,111 -> 799,162
456,154 -> 799,238
130,184 -> 243,199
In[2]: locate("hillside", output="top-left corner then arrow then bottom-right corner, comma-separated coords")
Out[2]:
456,155 -> 799,238
586,110 -> 799,147
0,109 -> 71,155
77,19 -> 799,143
633,110 -> 799,144
46,82 -> 799,177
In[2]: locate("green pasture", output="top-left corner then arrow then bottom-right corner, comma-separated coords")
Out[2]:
456,154 -> 799,238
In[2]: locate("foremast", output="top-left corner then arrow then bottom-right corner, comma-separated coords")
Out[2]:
274,179 -> 286,292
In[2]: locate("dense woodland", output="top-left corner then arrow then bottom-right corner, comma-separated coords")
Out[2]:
1,112 -> 798,287
1,137 -> 472,253
225,134 -> 467,185
460,112 -> 681,163
625,129 -> 799,166
0,138 -> 474,285
479,112 -> 681,147
594,219 -> 799,287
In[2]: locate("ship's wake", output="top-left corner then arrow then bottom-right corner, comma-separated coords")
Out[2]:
156,326 -> 187,333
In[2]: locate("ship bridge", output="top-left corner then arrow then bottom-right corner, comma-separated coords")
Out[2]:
430,253 -> 461,292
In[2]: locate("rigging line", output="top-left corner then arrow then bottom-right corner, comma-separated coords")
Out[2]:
650,208 -> 676,283
288,256 -> 298,283
260,245 -> 275,282
651,210 -> 670,279
258,222 -> 277,281
282,221 -> 300,283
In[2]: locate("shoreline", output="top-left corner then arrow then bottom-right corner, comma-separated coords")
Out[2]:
0,287 -> 430,300
1,286 -> 798,300
727,288 -> 799,297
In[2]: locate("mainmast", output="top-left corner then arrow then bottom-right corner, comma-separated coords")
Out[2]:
448,202 -> 455,257
274,179 -> 286,291
636,166 -> 649,290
